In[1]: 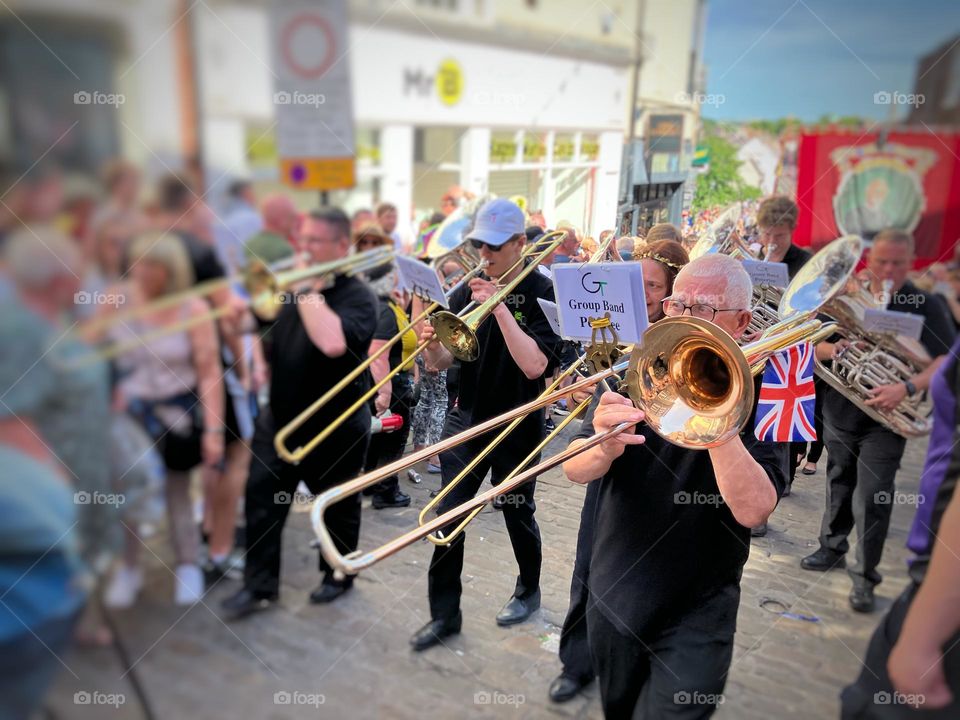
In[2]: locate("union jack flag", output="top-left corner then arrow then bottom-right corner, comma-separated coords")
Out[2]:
754,342 -> 817,442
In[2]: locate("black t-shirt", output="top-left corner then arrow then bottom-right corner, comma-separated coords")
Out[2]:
824,280 -> 957,431
574,377 -> 788,639
268,274 -> 379,447
781,243 -> 812,281
373,295 -> 412,392
444,265 -> 561,452
176,230 -> 226,284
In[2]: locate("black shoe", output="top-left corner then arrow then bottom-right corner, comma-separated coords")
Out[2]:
849,585 -> 876,613
221,588 -> 276,619
549,674 -> 591,703
204,559 -> 242,587
410,613 -> 462,651
492,495 -> 507,511
782,481 -> 792,497
372,489 -> 411,509
750,523 -> 768,538
800,548 -> 847,571
309,580 -> 352,604
496,589 -> 541,626
545,418 -> 555,432
429,489 -> 440,498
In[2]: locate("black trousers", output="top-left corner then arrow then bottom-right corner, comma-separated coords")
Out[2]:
243,409 -> 369,598
588,593 -> 735,719
364,378 -> 414,495
841,581 -> 960,719
819,419 -> 907,588
789,376 -> 826,479
557,479 -> 601,683
427,419 -> 542,621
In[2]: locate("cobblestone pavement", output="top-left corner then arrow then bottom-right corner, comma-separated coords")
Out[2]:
48,426 -> 929,719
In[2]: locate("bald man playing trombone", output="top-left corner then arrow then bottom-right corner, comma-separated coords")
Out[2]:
563,254 -> 788,719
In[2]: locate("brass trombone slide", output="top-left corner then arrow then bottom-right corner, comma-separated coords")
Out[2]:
312,311 -> 831,576
274,231 -> 567,464
271,258 -> 489,464
72,247 -> 394,366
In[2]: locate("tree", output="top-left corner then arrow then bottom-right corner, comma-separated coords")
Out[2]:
691,134 -> 761,213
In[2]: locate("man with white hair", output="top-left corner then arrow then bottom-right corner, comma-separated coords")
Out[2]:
563,254 -> 788,718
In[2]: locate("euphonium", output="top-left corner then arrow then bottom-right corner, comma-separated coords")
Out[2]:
814,277 -> 932,437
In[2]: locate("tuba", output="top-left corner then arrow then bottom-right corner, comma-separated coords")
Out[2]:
814,277 -> 932,436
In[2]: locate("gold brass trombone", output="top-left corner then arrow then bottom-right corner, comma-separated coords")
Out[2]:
416,234 -> 624,544
74,247 -> 393,365
310,236 -> 860,576
274,231 -> 568,463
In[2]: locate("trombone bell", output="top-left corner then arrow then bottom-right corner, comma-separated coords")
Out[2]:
431,309 -> 480,362
626,317 -> 754,449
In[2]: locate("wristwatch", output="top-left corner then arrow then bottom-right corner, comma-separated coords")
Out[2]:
904,380 -> 917,397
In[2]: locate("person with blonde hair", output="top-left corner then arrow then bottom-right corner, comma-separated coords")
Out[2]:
102,231 -> 225,607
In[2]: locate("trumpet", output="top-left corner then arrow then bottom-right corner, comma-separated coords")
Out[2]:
312,239 -> 851,575
73,247 -> 393,365
273,231 -> 568,463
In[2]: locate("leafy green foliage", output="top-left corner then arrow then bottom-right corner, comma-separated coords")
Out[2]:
691,134 -> 761,213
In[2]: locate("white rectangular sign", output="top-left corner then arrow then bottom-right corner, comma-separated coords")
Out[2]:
551,262 -> 648,344
537,298 -> 562,337
395,255 -> 448,308
270,0 -> 355,189
741,259 -> 789,288
863,309 -> 924,341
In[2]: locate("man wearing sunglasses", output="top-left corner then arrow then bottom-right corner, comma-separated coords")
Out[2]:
411,198 -> 562,651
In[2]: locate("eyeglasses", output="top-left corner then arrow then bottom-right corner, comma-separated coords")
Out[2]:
661,298 -> 742,321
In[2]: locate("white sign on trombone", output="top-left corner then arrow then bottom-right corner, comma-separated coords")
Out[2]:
551,262 -> 648,343
394,255 -> 449,308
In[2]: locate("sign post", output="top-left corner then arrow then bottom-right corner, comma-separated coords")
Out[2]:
270,0 -> 356,191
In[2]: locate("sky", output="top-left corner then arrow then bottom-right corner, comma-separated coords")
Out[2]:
701,0 -> 960,121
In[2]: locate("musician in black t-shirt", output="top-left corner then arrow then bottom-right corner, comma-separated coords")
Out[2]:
562,254 -> 788,718
802,229 -> 955,613
222,208 -> 379,618
409,199 -> 561,651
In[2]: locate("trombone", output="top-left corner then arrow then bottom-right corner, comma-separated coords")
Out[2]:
73,247 -> 393,365
274,231 -> 568,463
416,233 -> 624,544
310,236 -> 860,576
